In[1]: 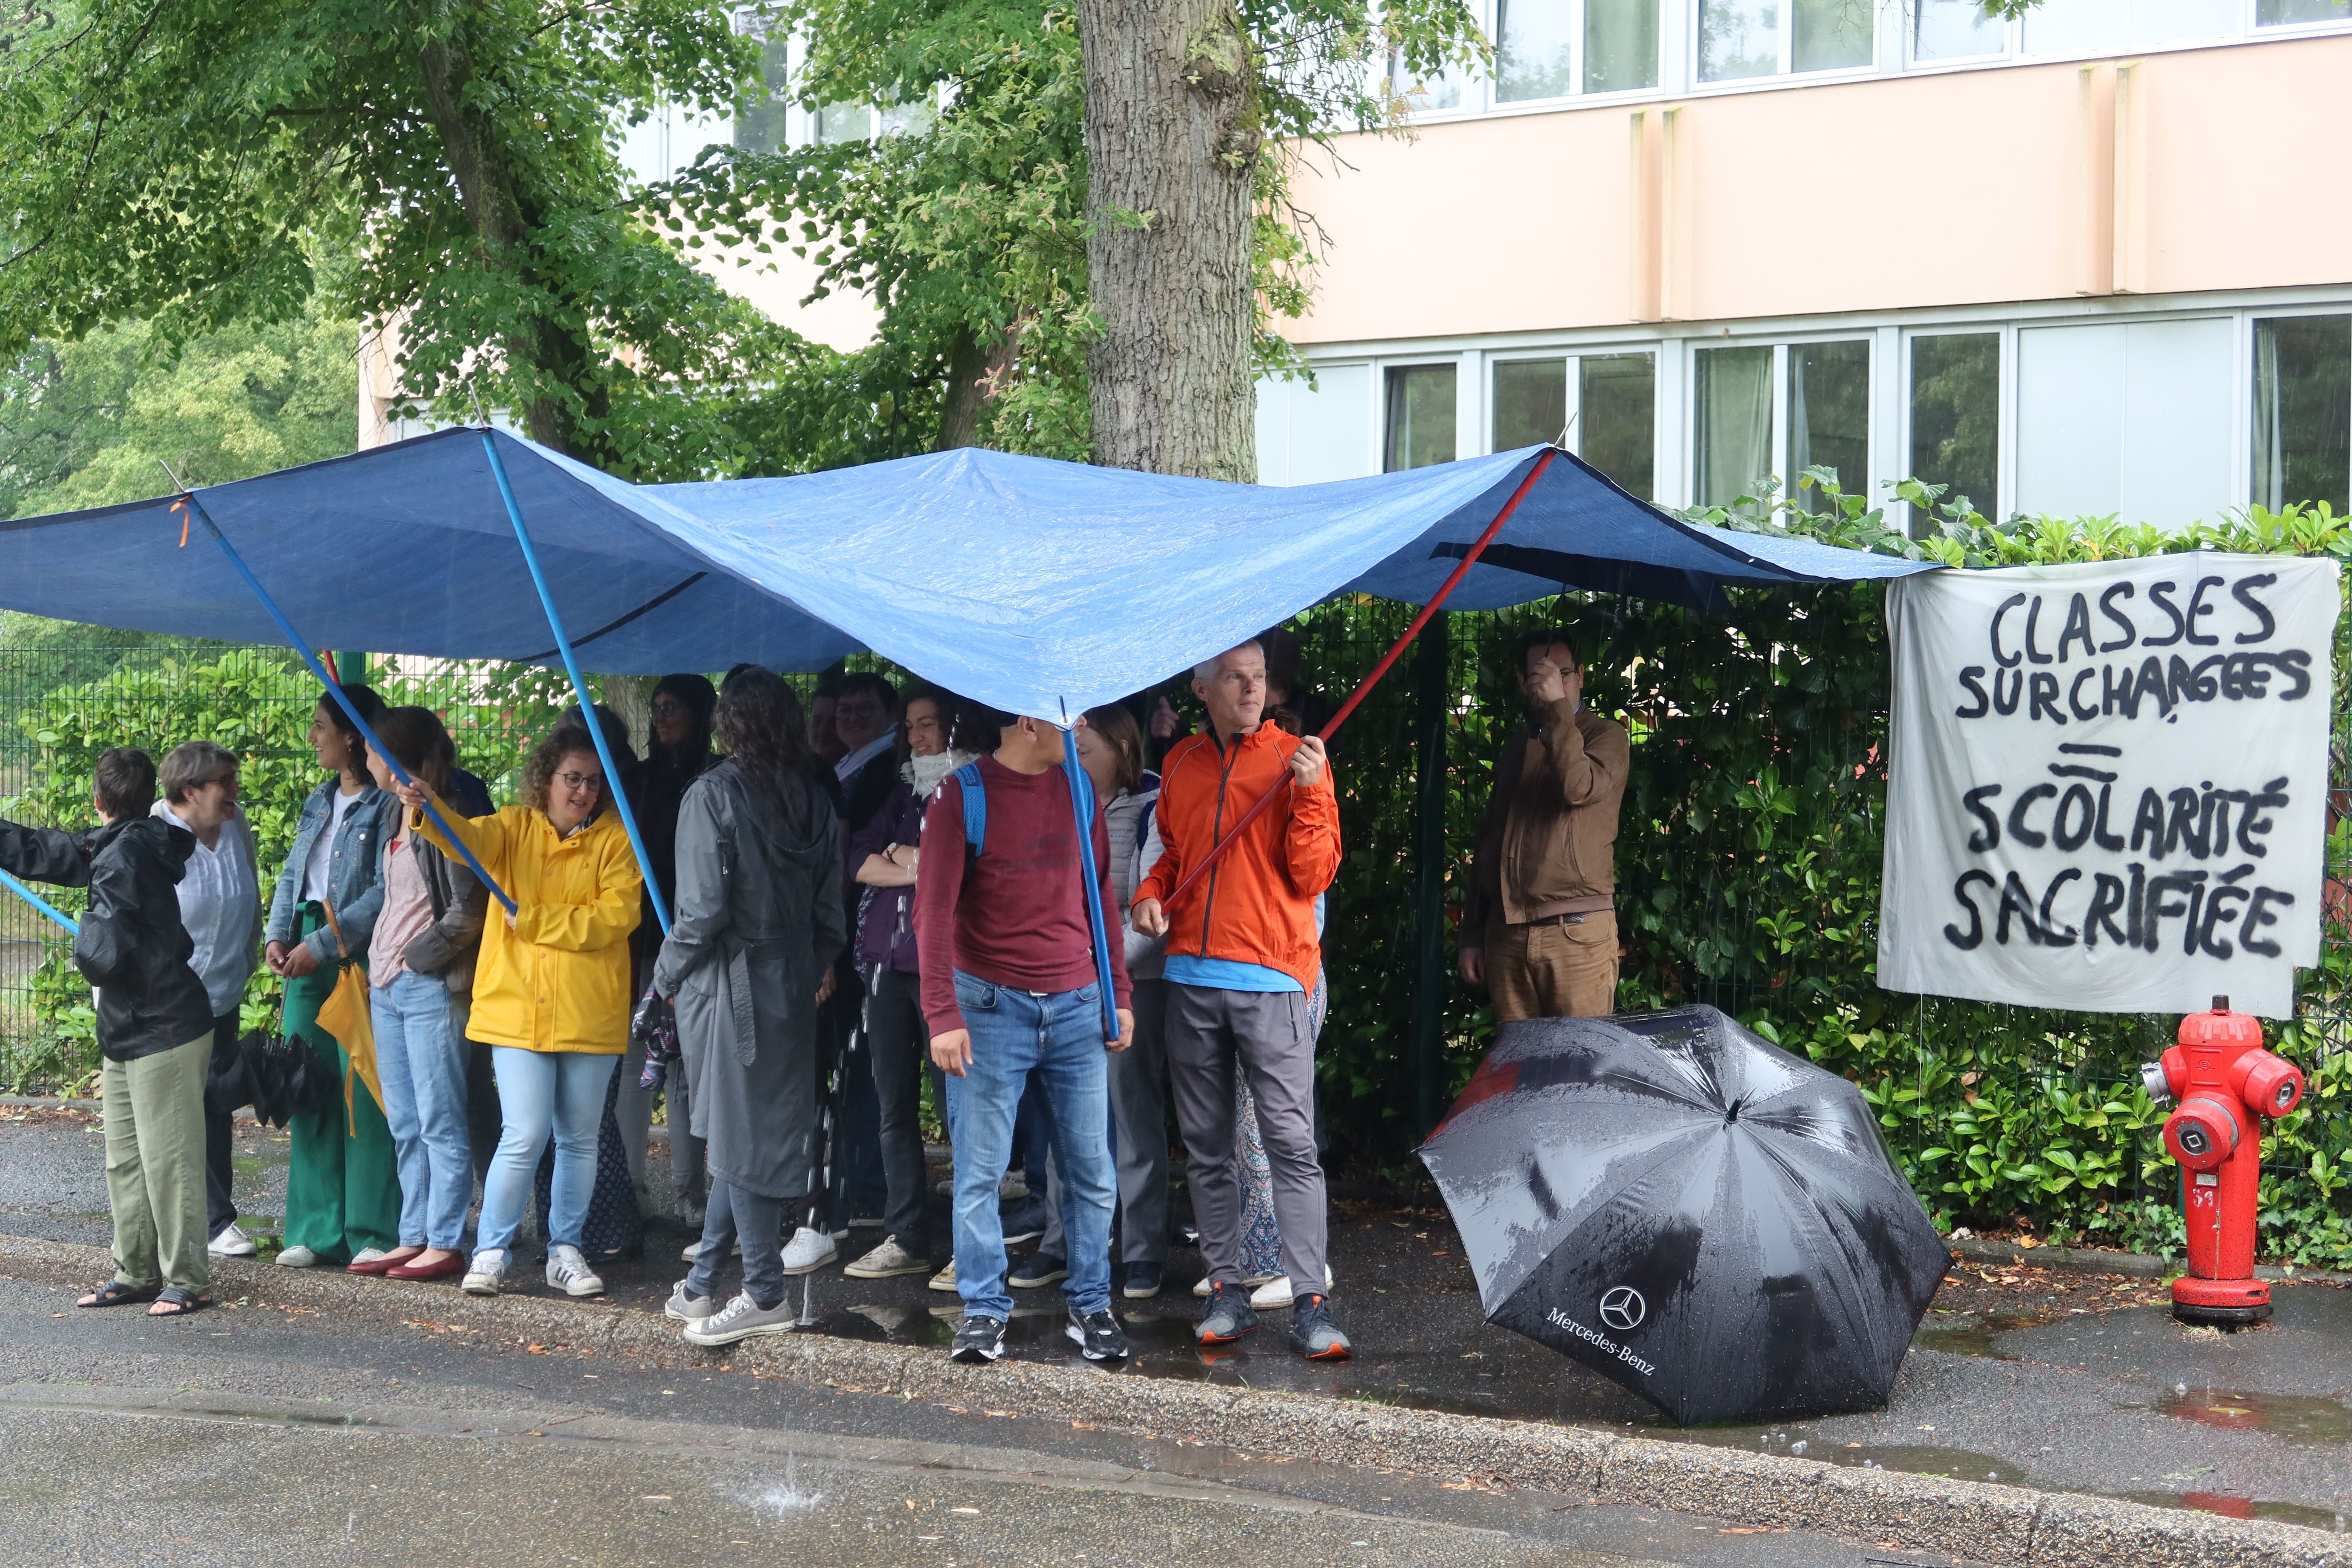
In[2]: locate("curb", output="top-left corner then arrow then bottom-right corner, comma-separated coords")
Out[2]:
0,1234 -> 2341,1567
1948,1237 -> 2352,1288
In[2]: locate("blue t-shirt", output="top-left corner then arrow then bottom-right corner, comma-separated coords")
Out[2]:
1163,955 -> 1302,994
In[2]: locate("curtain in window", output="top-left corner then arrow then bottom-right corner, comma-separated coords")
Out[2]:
2252,316 -> 2352,515
1584,0 -> 1661,92
1695,346 -> 1772,507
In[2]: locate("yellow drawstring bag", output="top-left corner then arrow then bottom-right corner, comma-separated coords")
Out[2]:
310,900 -> 383,1135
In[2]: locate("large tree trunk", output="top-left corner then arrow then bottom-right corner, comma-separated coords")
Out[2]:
1077,0 -> 1259,482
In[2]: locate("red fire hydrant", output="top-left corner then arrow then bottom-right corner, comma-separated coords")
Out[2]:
2141,996 -> 2304,1326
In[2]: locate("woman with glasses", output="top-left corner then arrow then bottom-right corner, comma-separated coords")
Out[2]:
397,719 -> 643,1298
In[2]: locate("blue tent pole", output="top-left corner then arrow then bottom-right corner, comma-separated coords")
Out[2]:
1059,727 -> 1120,1044
0,867 -> 79,935
478,431 -> 673,937
175,493 -> 518,917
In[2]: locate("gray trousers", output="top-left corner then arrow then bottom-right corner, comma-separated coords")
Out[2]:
667,1073 -> 708,1211
1041,978 -> 1171,1266
687,1178 -> 785,1309
1164,983 -> 1327,1296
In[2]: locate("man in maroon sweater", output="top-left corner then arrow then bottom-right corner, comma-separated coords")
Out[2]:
916,707 -> 1133,1366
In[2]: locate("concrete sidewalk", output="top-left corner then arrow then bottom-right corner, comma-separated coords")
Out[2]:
4,1101 -> 2348,1563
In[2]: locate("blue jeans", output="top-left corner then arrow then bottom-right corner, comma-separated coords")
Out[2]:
944,971 -> 1116,1320
479,1048 -> 612,1253
370,970 -> 472,1250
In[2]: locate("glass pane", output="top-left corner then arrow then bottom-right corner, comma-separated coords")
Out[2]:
1908,333 -> 2001,527
1385,365 -> 1459,472
815,102 -> 873,143
1793,0 -> 1874,70
1389,47 -> 1462,111
1694,346 -> 1773,506
1493,359 -> 1568,451
1699,0 -> 1780,79
2252,316 -> 2352,514
1787,341 -> 1869,511
880,96 -> 936,137
731,30 -> 793,155
1914,0 -> 2006,58
1585,0 -> 1662,91
2258,0 -> 2352,19
1497,0 -> 1577,100
2024,0 -> 2236,56
1579,353 -> 1656,500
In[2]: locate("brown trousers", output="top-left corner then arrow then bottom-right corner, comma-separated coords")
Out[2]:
1486,912 -> 1618,1021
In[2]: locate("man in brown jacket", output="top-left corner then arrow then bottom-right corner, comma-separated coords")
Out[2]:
1460,629 -> 1630,1019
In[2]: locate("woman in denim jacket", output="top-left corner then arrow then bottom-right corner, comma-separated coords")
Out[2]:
264,684 -> 398,1270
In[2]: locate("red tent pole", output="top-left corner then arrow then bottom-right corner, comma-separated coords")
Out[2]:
1159,447 -> 1558,910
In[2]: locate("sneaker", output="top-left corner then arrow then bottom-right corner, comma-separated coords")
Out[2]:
1288,1293 -> 1352,1360
665,1281 -> 720,1323
208,1222 -> 257,1258
545,1244 -> 605,1298
679,1199 -> 706,1231
1192,1269 -> 1278,1299
461,1249 -> 507,1296
1122,1262 -> 1163,1300
681,1237 -> 741,1263
1251,1265 -> 1332,1311
999,1195 -> 1048,1246
951,1314 -> 1008,1364
683,1291 -> 798,1346
844,1237 -> 932,1280
1065,1306 -> 1131,1362
275,1245 -> 317,1270
1009,1253 -> 1067,1289
1195,1281 -> 1260,1345
927,1261 -> 959,1293
781,1226 -> 838,1275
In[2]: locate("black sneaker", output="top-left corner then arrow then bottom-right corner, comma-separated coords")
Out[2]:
1288,1293 -> 1352,1360
951,1314 -> 1007,1364
1122,1261 -> 1163,1299
999,1194 -> 1049,1245
1065,1306 -> 1131,1361
1195,1280 -> 1260,1345
1009,1252 -> 1067,1289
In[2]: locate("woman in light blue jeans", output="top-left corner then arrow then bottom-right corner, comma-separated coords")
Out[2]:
359,709 -> 487,1281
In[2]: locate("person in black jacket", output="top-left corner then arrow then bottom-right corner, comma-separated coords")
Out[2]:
0,748 -> 217,1315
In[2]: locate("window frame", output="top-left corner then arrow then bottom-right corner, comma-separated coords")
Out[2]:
1684,333 -> 1874,511
1690,0 -> 1879,90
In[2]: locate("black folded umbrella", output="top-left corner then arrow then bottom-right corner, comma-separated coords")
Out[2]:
1419,1005 -> 1947,1426
243,1029 -> 337,1129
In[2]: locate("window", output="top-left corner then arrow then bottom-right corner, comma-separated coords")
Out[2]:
814,102 -> 875,143
2259,0 -> 2352,22
1256,366 -> 1376,485
1495,0 -> 1660,100
2023,0 -> 2238,56
2253,316 -> 2351,514
731,24 -> 792,154
1581,354 -> 1657,500
2016,318 -> 2234,527
1490,354 -> 1656,497
1386,365 -> 1459,470
1694,346 -> 1773,505
1787,340 -> 1868,510
1912,0 -> 2006,59
1698,0 -> 1872,81
1389,45 -> 1464,112
1907,333 -> 2001,527
1493,358 -> 1568,449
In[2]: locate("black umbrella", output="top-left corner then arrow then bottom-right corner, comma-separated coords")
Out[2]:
1418,1005 -> 1947,1426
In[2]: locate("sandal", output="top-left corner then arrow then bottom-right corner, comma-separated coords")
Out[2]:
77,1280 -> 161,1309
146,1286 -> 211,1317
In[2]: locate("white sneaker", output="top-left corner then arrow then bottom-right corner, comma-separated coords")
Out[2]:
1192,1268 -> 1282,1299
683,1291 -> 798,1347
209,1222 -> 257,1258
1251,1265 -> 1335,1309
843,1237 -> 932,1280
546,1244 -> 606,1298
461,1248 -> 507,1296
927,1261 -> 958,1293
780,1226 -> 837,1275
275,1245 -> 317,1269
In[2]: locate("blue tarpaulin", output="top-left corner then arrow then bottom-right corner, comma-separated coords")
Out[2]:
0,428 -> 1934,720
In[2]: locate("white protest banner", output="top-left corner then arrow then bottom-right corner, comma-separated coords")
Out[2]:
1879,554 -> 2338,1018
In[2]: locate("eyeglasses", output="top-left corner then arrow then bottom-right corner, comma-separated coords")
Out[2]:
554,771 -> 605,794
651,698 -> 688,718
834,700 -> 886,721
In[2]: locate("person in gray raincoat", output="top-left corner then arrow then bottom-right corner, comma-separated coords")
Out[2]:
652,668 -> 849,1345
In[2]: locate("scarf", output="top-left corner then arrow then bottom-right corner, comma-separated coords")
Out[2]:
903,747 -> 977,799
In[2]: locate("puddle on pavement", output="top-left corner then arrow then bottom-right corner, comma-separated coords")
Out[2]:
2152,1387 -> 2352,1447
1910,1308 -> 2068,1360
2121,1489 -> 2345,1531
1672,1426 -> 2026,1486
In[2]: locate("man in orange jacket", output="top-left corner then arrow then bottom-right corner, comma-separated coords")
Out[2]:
1132,639 -> 1350,1359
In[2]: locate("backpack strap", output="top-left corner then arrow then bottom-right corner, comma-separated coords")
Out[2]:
953,762 -> 986,856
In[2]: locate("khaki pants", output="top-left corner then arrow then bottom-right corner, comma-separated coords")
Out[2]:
1486,913 -> 1618,1021
101,1032 -> 212,1295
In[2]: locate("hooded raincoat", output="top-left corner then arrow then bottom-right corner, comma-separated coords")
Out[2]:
653,761 -> 847,1200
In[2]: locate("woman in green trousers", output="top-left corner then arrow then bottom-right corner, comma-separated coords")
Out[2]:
266,685 -> 401,1269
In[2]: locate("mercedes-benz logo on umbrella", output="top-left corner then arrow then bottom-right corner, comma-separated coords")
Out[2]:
1598,1286 -> 1646,1331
